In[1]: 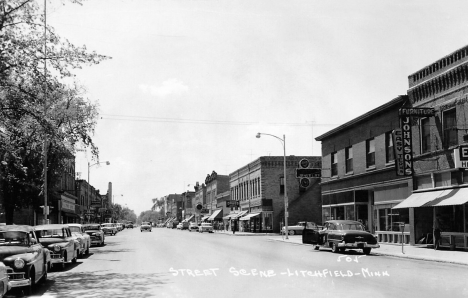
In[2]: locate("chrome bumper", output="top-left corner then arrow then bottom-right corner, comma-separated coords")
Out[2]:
9,278 -> 30,288
50,253 -> 64,264
338,241 -> 380,249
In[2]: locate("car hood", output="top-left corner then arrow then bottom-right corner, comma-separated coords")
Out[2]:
39,238 -> 70,246
0,246 -> 31,262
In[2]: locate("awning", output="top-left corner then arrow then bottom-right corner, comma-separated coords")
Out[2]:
393,187 -> 468,209
239,213 -> 261,221
222,213 -> 237,220
201,215 -> 211,221
62,211 -> 80,218
183,215 -> 194,223
230,210 -> 248,219
208,209 -> 223,220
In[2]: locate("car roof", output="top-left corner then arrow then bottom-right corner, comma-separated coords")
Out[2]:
325,220 -> 363,224
0,225 -> 34,232
35,224 -> 70,230
67,224 -> 82,227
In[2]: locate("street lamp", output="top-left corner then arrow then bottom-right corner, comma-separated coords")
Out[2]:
87,161 -> 110,223
256,133 -> 289,239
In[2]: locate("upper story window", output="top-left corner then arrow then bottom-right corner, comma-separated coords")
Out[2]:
386,131 -> 394,163
366,138 -> 375,168
443,109 -> 457,148
420,117 -> 431,154
331,152 -> 338,176
345,147 -> 353,173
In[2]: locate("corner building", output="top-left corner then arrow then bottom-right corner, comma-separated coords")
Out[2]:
316,96 -> 413,244
229,156 -> 322,233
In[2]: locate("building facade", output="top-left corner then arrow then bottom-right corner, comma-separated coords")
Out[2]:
394,45 -> 468,249
316,96 -> 413,244
229,156 -> 322,233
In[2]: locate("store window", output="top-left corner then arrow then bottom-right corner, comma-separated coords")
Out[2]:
331,152 -> 338,176
385,131 -> 394,163
345,205 -> 355,220
443,109 -> 457,148
366,138 -> 375,168
345,147 -> 353,173
279,177 -> 284,194
420,117 -> 431,153
263,212 -> 273,231
375,206 -> 409,231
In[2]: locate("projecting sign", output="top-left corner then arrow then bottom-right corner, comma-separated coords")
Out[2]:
399,108 -> 436,117
396,117 -> 413,176
296,168 -> 321,178
454,146 -> 468,168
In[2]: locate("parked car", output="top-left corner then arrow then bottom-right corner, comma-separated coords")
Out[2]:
180,222 -> 189,230
198,223 -> 214,233
281,221 -> 309,235
83,224 -> 105,246
116,223 -> 124,231
35,224 -> 79,269
302,220 -> 379,255
0,225 -> 50,295
0,263 -> 10,298
101,223 -> 118,235
68,224 -> 91,257
140,222 -> 152,232
127,223 -> 134,229
188,222 -> 199,232
176,223 -> 183,230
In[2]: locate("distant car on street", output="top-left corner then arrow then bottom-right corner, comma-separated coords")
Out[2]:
198,223 -> 213,233
281,221 -> 310,235
188,223 -> 199,232
83,224 -> 105,246
127,223 -> 134,229
140,222 -> 152,232
67,224 -> 91,257
101,223 -> 118,236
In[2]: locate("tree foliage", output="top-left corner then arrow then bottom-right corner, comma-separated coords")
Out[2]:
0,0 -> 110,223
111,203 -> 137,223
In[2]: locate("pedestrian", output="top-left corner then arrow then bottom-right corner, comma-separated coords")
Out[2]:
433,214 -> 442,250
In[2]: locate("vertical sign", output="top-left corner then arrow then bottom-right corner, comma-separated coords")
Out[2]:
392,128 -> 404,176
401,116 -> 413,176
454,146 -> 468,168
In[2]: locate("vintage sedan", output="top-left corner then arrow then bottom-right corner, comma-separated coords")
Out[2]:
0,225 -> 50,295
68,224 -> 91,257
83,224 -> 105,246
302,220 -> 379,255
140,222 -> 152,232
35,224 -> 79,269
188,222 -> 199,232
280,221 -> 310,235
198,223 -> 213,233
101,223 -> 118,236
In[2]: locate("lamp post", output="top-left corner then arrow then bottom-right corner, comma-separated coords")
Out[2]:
87,161 -> 110,223
256,133 -> 289,239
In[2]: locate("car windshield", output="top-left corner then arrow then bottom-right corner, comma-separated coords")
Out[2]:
337,223 -> 365,231
36,229 -> 67,238
69,226 -> 81,233
84,225 -> 100,230
0,231 -> 29,246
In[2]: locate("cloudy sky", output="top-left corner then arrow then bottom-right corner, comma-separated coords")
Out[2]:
46,0 -> 468,215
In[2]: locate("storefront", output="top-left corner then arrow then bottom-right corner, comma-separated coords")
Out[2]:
393,186 -> 468,249
223,211 -> 247,232
321,190 -> 370,228
59,194 -> 79,224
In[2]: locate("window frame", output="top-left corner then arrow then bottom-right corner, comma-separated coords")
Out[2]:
331,152 -> 338,176
443,108 -> 457,148
385,131 -> 395,163
366,138 -> 376,168
345,146 -> 353,173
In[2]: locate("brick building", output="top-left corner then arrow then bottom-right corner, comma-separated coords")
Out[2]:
316,95 -> 413,244
204,171 -> 229,221
228,156 -> 322,233
192,182 -> 206,223
393,45 -> 468,249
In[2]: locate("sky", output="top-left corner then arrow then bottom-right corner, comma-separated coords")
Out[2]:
45,0 -> 468,216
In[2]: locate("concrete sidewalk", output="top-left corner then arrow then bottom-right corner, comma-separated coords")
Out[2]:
214,230 -> 468,266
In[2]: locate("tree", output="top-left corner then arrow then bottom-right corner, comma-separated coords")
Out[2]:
0,0 -> 110,223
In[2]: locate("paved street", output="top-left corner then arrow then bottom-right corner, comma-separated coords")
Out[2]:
19,228 -> 468,298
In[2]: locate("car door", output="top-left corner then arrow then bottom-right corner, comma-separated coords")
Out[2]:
302,222 -> 319,244
64,228 -> 75,260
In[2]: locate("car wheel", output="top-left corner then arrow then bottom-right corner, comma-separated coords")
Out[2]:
85,246 -> 90,255
288,230 -> 295,235
331,242 -> 339,253
314,245 -> 320,250
72,251 -> 78,264
363,248 -> 372,255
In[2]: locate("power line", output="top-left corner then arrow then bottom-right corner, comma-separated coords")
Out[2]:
99,114 -> 339,127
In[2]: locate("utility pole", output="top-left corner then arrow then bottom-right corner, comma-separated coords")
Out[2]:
42,0 -> 49,225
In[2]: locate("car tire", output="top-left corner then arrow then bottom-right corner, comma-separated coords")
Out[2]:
314,245 -> 320,250
85,246 -> 90,255
331,242 -> 339,253
289,230 -> 295,235
72,251 -> 78,264
363,248 -> 371,255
